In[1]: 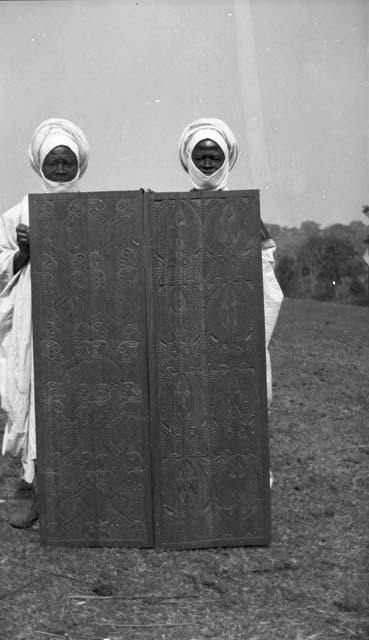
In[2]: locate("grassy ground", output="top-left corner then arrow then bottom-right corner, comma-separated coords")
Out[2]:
0,298 -> 368,640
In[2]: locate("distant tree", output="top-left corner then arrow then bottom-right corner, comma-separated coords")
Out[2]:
300,220 -> 321,236
319,234 -> 356,283
274,226 -> 306,259
295,234 -> 326,296
265,223 -> 281,240
275,255 -> 296,296
273,218 -> 369,303
349,220 -> 366,233
325,223 -> 352,237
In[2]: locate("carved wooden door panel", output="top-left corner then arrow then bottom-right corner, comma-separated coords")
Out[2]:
146,190 -> 271,549
30,191 -> 153,546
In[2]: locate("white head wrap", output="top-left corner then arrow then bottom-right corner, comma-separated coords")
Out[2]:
28,118 -> 89,193
178,118 -> 238,191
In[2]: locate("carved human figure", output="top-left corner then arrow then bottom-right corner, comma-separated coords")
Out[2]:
0,118 -> 89,528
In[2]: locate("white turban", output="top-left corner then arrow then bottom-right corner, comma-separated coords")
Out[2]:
28,118 -> 89,193
178,118 -> 238,191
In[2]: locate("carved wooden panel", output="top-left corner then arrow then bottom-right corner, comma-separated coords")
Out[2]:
30,191 -> 153,546
146,190 -> 270,549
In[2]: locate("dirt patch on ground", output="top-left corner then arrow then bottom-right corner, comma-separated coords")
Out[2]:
0,298 -> 368,640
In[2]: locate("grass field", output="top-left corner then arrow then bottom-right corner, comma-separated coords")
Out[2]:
0,298 -> 368,640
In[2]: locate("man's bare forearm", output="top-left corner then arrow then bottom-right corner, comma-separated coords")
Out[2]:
13,250 -> 30,274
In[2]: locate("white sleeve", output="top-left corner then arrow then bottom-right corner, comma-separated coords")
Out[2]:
262,240 -> 283,346
261,240 -> 284,407
0,215 -> 16,293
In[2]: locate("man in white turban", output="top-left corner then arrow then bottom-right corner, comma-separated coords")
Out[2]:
0,118 -> 89,527
179,118 -> 283,483
179,117 -> 238,191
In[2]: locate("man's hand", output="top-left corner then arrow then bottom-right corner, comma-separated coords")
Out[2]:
13,224 -> 30,274
16,223 -> 30,256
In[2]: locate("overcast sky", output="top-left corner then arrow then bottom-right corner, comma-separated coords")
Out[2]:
0,0 -> 368,228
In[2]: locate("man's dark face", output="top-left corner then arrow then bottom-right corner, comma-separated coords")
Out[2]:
191,139 -> 225,175
42,145 -> 78,182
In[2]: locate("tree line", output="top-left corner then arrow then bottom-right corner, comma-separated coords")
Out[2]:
267,220 -> 369,304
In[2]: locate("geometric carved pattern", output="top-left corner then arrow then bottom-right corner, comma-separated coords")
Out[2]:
30,191 -> 153,546
146,190 -> 270,548
30,189 -> 270,548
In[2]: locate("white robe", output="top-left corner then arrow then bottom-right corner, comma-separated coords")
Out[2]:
0,195 -> 35,482
261,238 -> 284,406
